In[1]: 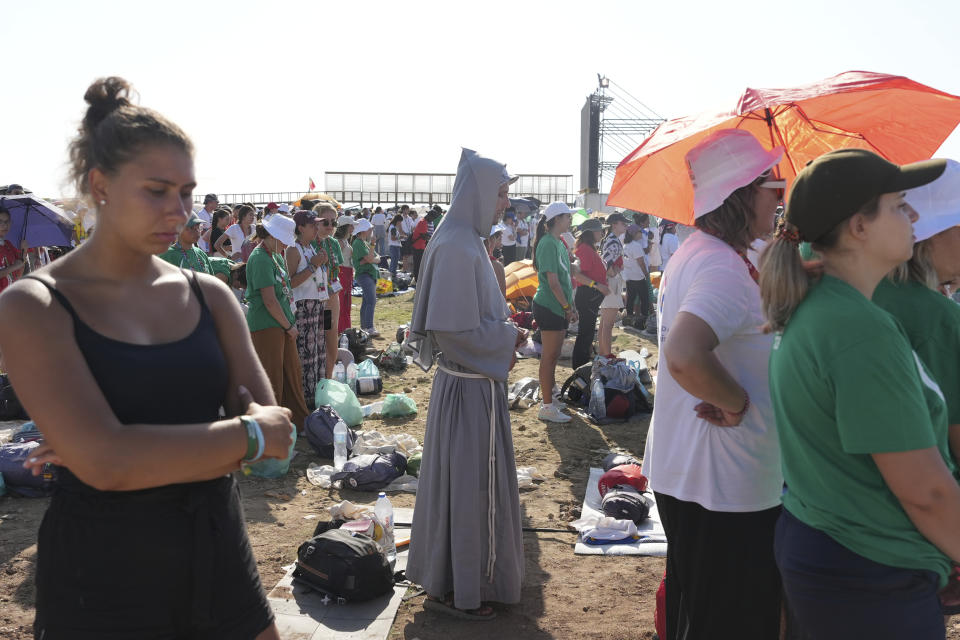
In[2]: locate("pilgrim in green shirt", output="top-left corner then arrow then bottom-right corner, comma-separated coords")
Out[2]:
158,244 -> 213,274
873,277 -> 960,428
245,245 -> 296,332
532,233 -> 573,317
770,275 -> 954,586
311,237 -> 342,282
352,237 -> 378,279
207,256 -> 234,280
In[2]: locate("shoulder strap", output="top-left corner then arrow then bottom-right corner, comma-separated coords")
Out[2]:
21,275 -> 81,322
187,270 -> 209,310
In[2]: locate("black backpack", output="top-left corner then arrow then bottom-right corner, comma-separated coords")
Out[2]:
559,363 -> 593,405
304,405 -> 355,458
0,374 -> 28,421
344,328 -> 371,363
292,529 -> 395,603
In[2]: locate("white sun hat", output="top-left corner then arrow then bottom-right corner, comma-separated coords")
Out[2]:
352,218 -> 373,235
907,159 -> 960,242
686,129 -> 785,218
263,211 -> 296,246
542,201 -> 576,221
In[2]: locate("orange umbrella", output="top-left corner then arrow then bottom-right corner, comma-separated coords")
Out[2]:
504,260 -> 539,301
607,70 -> 960,225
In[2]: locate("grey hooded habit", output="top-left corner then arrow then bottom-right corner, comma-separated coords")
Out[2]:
405,149 -> 524,610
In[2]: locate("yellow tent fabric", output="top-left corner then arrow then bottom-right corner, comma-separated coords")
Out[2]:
504,260 -> 538,301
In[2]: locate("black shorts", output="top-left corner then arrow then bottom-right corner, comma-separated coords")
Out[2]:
34,476 -> 274,640
533,301 -> 568,332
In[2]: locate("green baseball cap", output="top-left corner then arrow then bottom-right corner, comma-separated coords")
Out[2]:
785,149 -> 946,243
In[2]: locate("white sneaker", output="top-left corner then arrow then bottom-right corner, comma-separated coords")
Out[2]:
538,403 -> 572,423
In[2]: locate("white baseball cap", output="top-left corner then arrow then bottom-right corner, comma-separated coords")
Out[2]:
489,224 -> 506,236
542,201 -> 576,221
277,203 -> 291,214
336,215 -> 356,227
907,159 -> 960,242
352,218 -> 373,235
686,129 -> 784,218
263,212 -> 296,246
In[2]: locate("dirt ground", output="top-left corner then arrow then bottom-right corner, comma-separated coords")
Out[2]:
4,292 -> 956,639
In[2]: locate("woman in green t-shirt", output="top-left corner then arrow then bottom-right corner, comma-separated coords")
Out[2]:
874,160 -> 960,463
760,149 -> 959,639
351,218 -> 380,336
531,202 -> 579,424
246,214 -> 309,431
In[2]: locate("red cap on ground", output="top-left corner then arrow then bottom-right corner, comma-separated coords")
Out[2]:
598,464 -> 648,497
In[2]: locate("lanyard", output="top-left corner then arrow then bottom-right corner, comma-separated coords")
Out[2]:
700,229 -> 759,284
267,249 -> 293,302
175,243 -> 207,273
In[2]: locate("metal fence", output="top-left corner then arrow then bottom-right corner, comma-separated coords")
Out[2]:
195,172 -> 577,208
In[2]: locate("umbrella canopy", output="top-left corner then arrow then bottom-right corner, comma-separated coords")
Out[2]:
607,70 -> 960,225
508,197 -> 541,214
0,195 -> 74,248
294,192 -> 342,209
504,259 -> 538,301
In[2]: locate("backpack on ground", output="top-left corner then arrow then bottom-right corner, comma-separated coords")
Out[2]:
559,363 -> 594,406
292,529 -> 395,603
304,405 -> 355,458
0,442 -> 56,497
392,272 -> 412,292
343,328 -> 371,363
331,451 -> 407,491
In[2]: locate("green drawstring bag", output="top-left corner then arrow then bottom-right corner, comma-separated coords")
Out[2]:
380,393 -> 417,418
248,428 -> 297,478
406,451 -> 422,477
315,379 -> 364,427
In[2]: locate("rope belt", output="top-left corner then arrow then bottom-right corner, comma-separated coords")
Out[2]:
437,363 -> 498,583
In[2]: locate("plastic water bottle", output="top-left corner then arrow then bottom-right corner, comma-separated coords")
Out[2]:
333,419 -> 349,470
374,491 -> 397,568
339,334 -> 349,350
589,378 -> 606,419
333,360 -> 346,384
346,362 -> 358,393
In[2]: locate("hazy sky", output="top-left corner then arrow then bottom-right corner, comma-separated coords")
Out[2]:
5,0 -> 959,200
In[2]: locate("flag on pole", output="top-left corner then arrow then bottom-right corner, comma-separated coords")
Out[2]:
308,177 -> 316,191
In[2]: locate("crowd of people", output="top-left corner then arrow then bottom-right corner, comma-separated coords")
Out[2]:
4,75 -> 960,639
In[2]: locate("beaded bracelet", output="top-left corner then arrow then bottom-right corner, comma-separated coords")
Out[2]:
729,390 -> 750,419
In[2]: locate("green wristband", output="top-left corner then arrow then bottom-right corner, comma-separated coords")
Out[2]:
240,416 -> 258,460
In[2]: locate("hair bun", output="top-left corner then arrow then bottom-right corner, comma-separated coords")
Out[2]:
82,76 -> 134,131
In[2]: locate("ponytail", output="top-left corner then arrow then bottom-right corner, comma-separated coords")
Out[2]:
531,216 -> 550,270
758,238 -> 812,332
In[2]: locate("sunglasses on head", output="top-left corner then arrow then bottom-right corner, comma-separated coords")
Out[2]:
757,169 -> 787,200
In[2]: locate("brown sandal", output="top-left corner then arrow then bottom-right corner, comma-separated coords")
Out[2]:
424,596 -> 496,620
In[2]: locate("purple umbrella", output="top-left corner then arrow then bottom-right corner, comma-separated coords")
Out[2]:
0,195 -> 74,248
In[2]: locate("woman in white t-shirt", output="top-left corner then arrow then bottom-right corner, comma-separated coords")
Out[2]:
285,210 -> 329,412
621,224 -> 650,328
215,204 -> 256,261
642,129 -> 786,640
387,213 -> 403,275
659,221 -> 679,270
500,210 -> 518,265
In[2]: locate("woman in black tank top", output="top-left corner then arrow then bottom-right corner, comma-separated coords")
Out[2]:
0,77 -> 292,640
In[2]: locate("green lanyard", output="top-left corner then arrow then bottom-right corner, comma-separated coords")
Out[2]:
269,250 -> 293,303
